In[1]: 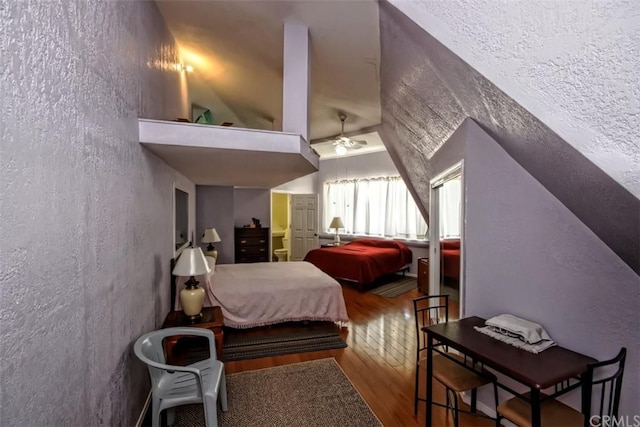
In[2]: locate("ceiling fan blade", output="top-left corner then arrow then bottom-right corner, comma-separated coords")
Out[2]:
353,139 -> 368,146
352,144 -> 363,149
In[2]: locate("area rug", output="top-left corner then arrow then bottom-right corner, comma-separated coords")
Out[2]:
222,323 -> 347,361
173,358 -> 382,427
369,274 -> 416,297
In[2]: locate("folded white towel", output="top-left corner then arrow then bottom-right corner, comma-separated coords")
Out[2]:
485,314 -> 552,344
474,326 -> 556,354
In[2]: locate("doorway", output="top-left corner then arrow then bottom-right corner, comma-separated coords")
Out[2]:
428,161 -> 465,317
270,192 -> 290,261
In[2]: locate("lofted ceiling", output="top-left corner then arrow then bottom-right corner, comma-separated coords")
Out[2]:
156,0 -> 382,142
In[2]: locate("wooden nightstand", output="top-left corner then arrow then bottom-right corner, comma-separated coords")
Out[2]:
162,306 -> 225,361
417,257 -> 429,294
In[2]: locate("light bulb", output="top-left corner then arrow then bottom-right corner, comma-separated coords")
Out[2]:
335,145 -> 347,156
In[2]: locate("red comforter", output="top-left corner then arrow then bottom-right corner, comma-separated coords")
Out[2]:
304,239 -> 413,285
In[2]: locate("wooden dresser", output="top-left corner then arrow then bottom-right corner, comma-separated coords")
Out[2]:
235,227 -> 269,263
417,257 -> 429,294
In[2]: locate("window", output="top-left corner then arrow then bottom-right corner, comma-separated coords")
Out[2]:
323,176 -> 428,240
439,176 -> 461,238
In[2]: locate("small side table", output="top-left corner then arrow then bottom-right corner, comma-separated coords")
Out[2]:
162,306 -> 225,361
321,243 -> 340,248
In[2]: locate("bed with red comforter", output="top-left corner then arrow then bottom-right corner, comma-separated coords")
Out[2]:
303,239 -> 413,287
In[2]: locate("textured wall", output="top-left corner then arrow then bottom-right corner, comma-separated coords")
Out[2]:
0,1 -> 190,425
379,1 -> 639,274
389,0 -> 640,199
196,186 -> 235,264
456,119 -> 639,415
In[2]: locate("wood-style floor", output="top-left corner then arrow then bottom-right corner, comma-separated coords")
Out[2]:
224,281 -> 494,427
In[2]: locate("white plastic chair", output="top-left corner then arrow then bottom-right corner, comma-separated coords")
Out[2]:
134,327 -> 228,427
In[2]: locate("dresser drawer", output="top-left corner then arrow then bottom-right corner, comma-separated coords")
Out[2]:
236,236 -> 267,246
236,255 -> 269,263
237,246 -> 267,255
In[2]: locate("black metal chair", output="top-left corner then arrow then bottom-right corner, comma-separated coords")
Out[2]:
496,347 -> 627,427
414,295 -> 498,427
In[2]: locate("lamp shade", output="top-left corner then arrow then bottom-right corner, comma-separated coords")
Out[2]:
329,217 -> 344,229
172,247 -> 211,276
201,228 -> 221,243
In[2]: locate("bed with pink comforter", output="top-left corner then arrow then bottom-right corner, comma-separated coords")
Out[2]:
176,261 -> 349,329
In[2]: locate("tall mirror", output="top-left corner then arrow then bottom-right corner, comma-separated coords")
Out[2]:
175,188 -> 189,252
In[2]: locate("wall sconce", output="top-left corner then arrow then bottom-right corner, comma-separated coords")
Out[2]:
175,63 -> 194,73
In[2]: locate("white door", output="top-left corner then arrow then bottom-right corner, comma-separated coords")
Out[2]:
290,194 -> 319,261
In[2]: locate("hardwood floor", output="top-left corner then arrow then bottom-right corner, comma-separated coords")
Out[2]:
224,282 -> 494,427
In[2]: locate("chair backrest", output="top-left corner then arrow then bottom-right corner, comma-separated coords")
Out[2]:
134,327 -> 216,388
413,295 -> 449,360
584,347 -> 626,422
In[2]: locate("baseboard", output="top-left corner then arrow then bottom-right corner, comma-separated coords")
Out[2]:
135,390 -> 152,427
460,392 -> 516,427
460,391 -> 495,418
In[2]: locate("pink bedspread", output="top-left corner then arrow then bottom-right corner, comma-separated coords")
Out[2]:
177,261 -> 348,329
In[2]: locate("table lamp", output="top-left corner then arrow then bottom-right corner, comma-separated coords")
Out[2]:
201,228 -> 221,258
329,217 -> 344,245
172,247 -> 211,321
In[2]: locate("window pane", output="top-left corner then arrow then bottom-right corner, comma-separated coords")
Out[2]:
323,176 -> 427,240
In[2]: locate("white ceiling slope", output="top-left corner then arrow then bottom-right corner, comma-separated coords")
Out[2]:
389,0 -> 640,199
156,0 -> 382,141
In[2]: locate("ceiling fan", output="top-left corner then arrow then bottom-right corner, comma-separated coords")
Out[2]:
332,113 -> 367,155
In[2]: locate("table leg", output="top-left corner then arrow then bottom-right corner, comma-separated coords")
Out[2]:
530,388 -> 541,427
425,335 -> 434,427
581,371 -> 593,427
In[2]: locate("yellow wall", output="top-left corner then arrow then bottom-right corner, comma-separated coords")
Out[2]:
271,193 -> 288,230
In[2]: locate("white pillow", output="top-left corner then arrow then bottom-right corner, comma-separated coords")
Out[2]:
205,256 -> 217,273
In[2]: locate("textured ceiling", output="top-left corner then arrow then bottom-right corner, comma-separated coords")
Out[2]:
378,2 -> 639,274
156,0 -> 382,140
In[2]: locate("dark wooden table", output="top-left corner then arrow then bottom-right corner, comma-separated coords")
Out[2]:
424,316 -> 596,427
163,306 -> 225,361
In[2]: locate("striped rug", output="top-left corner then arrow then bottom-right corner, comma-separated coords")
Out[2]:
369,275 -> 417,297
222,324 -> 347,361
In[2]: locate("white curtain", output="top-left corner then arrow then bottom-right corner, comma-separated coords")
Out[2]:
324,176 -> 428,240
439,176 -> 461,238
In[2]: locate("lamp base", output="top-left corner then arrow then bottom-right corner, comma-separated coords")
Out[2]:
204,249 -> 218,259
185,312 -> 203,323
204,244 -> 218,259
334,233 -> 341,245
180,277 -> 205,320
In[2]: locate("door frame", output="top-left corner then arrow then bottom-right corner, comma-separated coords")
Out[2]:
429,160 -> 465,318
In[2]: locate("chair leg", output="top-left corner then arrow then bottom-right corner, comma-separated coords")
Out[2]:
414,363 -> 420,414
166,408 -> 175,426
203,396 -> 219,427
151,398 -> 161,427
494,383 -> 501,427
220,373 -> 229,412
471,388 -> 478,413
453,392 -> 459,427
